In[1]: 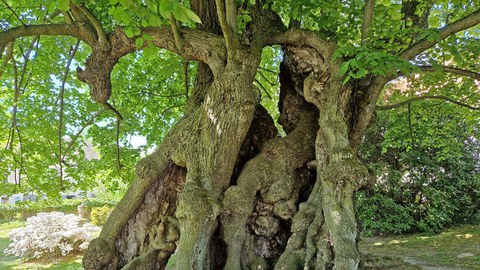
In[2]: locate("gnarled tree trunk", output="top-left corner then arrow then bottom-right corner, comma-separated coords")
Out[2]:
81,2 -> 396,270
83,41 -> 377,270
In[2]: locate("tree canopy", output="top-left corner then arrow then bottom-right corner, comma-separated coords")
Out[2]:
1,0 -> 479,269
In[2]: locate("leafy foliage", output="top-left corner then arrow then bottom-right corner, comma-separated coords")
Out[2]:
0,198 -> 117,221
357,98 -> 480,235
356,190 -> 415,236
90,205 -> 113,226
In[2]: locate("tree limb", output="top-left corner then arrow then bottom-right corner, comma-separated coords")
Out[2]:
184,61 -> 189,99
5,53 -> 19,151
76,3 -> 109,47
268,28 -> 337,61
0,24 -> 97,47
170,15 -> 183,50
254,79 -> 273,100
116,116 -> 122,174
376,95 -> 480,110
18,37 -> 40,93
400,9 -> 480,60
0,42 -> 14,80
58,40 -> 80,190
62,108 -> 107,160
2,0 -> 25,26
103,102 -> 124,121
215,0 -> 237,50
62,11 -> 74,25
407,103 -> 415,150
15,125 -> 24,187
416,65 -> 480,80
225,0 -> 237,33
361,0 -> 375,42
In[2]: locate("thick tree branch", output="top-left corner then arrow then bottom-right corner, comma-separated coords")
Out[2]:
0,24 -> 97,47
353,9 -> 480,145
116,26 -> 226,70
400,9 -> 480,60
62,11 -> 74,25
376,95 -> 480,110
170,15 -> 183,50
417,65 -> 480,80
76,3 -> 109,47
268,29 -> 337,61
361,0 -> 375,42
215,0 -> 237,50
225,0 -> 237,32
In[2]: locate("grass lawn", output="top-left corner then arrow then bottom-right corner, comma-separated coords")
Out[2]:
360,225 -> 480,269
0,221 -> 83,270
2,219 -> 479,269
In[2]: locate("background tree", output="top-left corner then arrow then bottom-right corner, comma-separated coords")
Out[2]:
357,80 -> 480,236
1,0 -> 479,269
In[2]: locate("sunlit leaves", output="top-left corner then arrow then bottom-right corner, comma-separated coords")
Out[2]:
159,0 -> 201,23
334,46 -> 419,83
45,0 -> 69,13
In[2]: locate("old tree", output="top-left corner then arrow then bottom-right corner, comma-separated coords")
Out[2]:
1,0 -> 480,269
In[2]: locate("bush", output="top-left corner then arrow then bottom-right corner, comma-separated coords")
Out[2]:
356,191 -> 414,236
4,212 -> 99,258
90,206 -> 113,226
0,198 -> 117,221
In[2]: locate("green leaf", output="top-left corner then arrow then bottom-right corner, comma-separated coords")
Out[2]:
181,7 -> 202,24
135,37 -> 144,48
173,6 -> 200,23
124,26 -> 140,38
149,14 -> 163,26
58,0 -> 70,12
143,34 -> 153,41
159,0 -> 173,18
46,1 -> 57,13
339,63 -> 349,76
120,11 -> 132,25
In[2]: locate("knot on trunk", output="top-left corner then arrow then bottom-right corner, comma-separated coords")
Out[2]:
77,47 -> 115,104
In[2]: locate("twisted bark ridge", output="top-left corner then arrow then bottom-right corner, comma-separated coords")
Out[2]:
1,1 -> 479,269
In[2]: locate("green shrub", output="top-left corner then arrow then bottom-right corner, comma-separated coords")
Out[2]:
356,191 -> 414,236
90,206 -> 113,226
0,198 -> 117,221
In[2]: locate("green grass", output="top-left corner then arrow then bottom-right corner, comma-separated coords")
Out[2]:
2,220 -> 479,269
0,221 -> 83,270
0,221 -> 23,270
360,225 -> 480,269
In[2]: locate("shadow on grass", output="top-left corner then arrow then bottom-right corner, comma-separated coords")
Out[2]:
0,236 -> 21,270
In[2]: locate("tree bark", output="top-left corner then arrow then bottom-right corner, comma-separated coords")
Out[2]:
83,41 -> 375,270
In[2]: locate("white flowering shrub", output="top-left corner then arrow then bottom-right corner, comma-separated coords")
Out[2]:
4,212 -> 99,258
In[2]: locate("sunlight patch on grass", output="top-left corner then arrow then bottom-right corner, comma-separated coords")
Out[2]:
360,225 -> 480,269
